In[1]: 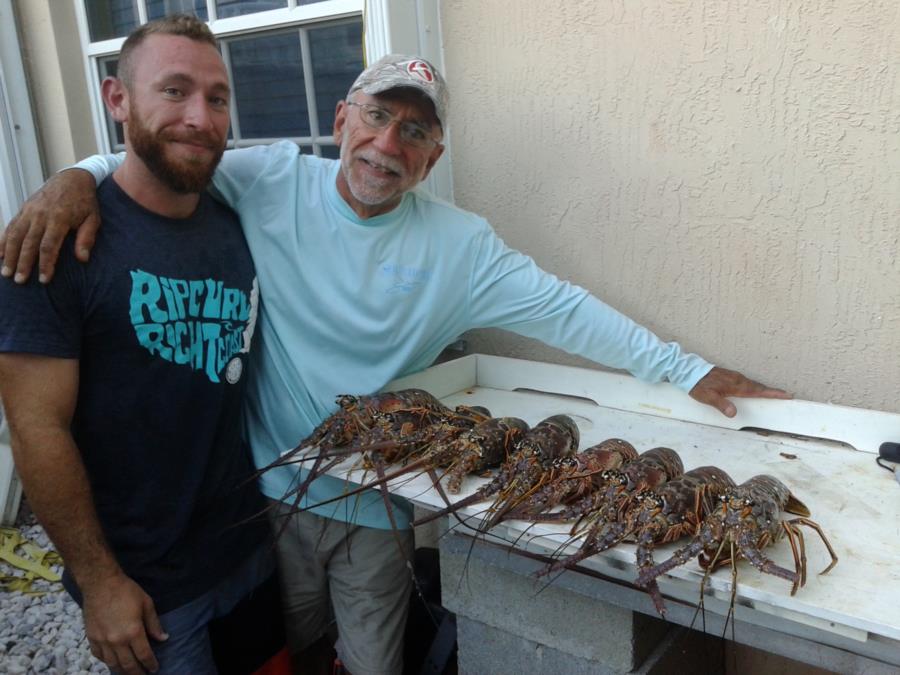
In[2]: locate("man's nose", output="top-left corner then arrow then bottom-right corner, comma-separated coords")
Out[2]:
371,121 -> 404,155
184,95 -> 215,131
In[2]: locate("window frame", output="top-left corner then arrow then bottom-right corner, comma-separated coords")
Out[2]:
0,0 -> 44,218
73,0 -> 452,200
0,0 -> 39,524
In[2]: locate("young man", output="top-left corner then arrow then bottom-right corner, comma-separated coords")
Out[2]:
1,55 -> 789,675
0,16 -> 284,675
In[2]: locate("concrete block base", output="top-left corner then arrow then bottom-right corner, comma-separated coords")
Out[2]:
456,615 -> 623,675
439,531 -> 669,673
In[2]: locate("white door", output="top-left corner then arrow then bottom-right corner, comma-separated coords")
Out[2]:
0,0 -> 45,524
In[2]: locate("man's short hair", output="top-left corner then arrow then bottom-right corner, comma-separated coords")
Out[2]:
118,14 -> 218,90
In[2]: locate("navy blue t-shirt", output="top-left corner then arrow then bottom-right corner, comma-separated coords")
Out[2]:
0,177 -> 269,613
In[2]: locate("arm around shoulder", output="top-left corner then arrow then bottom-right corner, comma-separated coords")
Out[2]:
0,168 -> 102,285
211,142 -> 295,207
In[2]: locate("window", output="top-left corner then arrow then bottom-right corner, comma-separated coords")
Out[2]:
78,0 -> 364,156
75,0 -> 454,200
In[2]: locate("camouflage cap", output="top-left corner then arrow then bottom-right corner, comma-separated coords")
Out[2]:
348,54 -> 448,129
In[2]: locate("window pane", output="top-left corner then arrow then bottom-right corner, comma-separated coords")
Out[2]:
215,0 -> 287,19
229,31 -> 308,138
147,0 -> 209,21
319,144 -> 340,159
98,58 -> 125,147
85,0 -> 138,41
309,22 -> 363,135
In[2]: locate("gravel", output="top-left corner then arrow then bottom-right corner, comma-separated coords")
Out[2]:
0,501 -> 108,674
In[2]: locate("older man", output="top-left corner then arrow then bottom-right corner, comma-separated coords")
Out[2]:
1,54 -> 788,675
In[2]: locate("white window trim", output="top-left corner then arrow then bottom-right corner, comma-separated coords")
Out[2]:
0,0 -> 42,524
73,0 -> 364,155
72,0 -> 452,201
0,0 -> 44,217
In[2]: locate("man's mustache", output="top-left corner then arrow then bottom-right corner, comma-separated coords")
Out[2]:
162,131 -> 223,151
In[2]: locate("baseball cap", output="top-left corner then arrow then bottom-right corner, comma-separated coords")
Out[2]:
348,54 -> 449,129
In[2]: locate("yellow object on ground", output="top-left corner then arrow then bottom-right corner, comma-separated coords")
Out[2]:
0,526 -> 62,594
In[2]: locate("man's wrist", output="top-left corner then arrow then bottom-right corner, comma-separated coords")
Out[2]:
71,558 -> 125,593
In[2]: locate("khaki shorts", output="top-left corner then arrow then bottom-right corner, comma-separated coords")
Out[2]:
267,500 -> 414,675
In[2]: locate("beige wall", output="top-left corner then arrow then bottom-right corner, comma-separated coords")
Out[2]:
12,1 -> 899,412
14,0 -> 96,174
441,0 -> 900,413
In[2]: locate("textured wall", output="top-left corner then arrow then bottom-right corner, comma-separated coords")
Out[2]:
441,0 -> 900,413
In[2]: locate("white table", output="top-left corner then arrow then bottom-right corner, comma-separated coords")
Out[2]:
319,354 -> 900,672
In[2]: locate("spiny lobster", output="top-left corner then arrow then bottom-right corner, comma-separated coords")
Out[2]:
413,414 -> 580,528
626,466 -> 736,612
538,447 -> 685,577
503,438 -> 639,521
269,415 -> 529,527
636,474 -> 838,615
262,390 -> 480,534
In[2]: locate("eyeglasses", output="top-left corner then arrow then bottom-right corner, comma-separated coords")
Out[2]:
346,101 -> 441,150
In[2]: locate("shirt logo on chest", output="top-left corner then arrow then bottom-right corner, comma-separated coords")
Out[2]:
128,270 -> 258,383
381,263 -> 432,294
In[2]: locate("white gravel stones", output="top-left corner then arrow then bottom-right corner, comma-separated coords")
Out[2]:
0,504 -> 108,674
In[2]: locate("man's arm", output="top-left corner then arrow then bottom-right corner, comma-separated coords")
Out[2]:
0,170 -> 100,284
467,226 -> 790,416
0,143 -> 285,284
0,353 -> 166,675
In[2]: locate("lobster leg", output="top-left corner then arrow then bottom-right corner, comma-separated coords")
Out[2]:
735,530 -> 800,588
790,518 -> 839,576
636,524 -> 716,589
780,521 -> 806,593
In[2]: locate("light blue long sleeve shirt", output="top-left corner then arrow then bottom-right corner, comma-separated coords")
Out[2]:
77,142 -> 712,528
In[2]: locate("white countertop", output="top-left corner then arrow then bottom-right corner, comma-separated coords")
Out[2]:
315,354 -> 900,649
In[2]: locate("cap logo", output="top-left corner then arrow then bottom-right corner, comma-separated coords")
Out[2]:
406,60 -> 435,84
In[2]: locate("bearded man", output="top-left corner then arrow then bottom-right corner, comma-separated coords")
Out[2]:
0,15 -> 285,675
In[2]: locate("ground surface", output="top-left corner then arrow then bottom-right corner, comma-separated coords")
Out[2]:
0,501 -> 107,674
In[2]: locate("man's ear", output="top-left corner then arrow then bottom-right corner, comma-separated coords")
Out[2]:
421,143 -> 445,181
101,77 -> 129,123
333,100 -> 349,145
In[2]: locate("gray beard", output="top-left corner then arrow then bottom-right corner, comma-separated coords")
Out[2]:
339,136 -> 402,206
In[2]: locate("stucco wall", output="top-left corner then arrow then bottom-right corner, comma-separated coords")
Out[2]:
441,0 -> 900,413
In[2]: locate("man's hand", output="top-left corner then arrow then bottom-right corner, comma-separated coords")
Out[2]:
82,573 -> 168,675
0,169 -> 100,284
689,366 -> 791,417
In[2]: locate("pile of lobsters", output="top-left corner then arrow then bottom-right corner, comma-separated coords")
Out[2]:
267,389 -> 838,615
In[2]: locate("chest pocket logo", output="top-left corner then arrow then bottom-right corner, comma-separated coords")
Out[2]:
128,270 -> 258,383
381,263 -> 432,295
